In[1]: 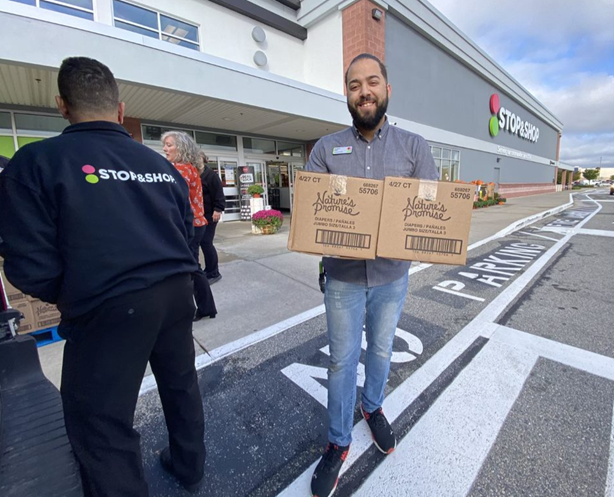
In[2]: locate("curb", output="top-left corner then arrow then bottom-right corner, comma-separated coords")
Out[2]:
468,192 -> 574,252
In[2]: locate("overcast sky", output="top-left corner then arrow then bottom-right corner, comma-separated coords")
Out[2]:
427,0 -> 614,169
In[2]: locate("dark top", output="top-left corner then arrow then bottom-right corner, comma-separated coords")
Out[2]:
0,121 -> 196,319
306,118 -> 439,287
200,165 -> 226,223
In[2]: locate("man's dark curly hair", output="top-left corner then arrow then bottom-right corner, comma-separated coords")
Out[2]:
57,57 -> 119,114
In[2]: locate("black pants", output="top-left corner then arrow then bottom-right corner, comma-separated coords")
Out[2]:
59,273 -> 206,497
199,221 -> 220,279
190,226 -> 217,317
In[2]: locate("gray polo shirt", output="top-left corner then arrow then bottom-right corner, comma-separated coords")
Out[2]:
305,118 -> 438,287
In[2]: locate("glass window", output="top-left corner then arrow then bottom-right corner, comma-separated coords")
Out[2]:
0,112 -> 12,134
433,158 -> 442,177
160,15 -> 198,42
58,0 -> 92,8
195,131 -> 237,151
142,125 -> 164,142
430,146 -> 441,158
142,125 -> 194,145
115,20 -> 157,38
452,150 -> 460,161
15,113 -> 67,137
450,161 -> 459,181
161,36 -> 198,50
277,141 -> 303,157
0,137 -> 16,159
57,0 -> 93,10
442,149 -> 451,159
17,136 -> 45,148
219,160 -> 238,187
113,1 -> 199,50
441,159 -> 451,182
243,137 -> 275,154
113,0 -> 157,29
40,0 -> 93,20
205,156 -> 218,172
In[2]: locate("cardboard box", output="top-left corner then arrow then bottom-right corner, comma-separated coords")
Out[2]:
13,300 -> 37,334
30,299 -> 62,330
0,269 -> 28,303
376,178 -> 474,265
288,171 -> 383,259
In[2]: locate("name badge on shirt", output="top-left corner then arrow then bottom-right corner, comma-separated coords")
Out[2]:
332,146 -> 352,155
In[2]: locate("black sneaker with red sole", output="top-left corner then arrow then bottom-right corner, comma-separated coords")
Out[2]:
361,405 -> 396,454
311,442 -> 350,497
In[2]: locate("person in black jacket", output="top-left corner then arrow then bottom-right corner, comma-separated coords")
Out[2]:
198,151 -> 226,284
0,57 -> 206,496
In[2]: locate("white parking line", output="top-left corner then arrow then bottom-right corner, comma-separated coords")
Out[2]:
492,325 -> 614,381
138,304 -> 325,395
356,324 -> 614,496
354,334 -> 537,497
577,228 -> 614,237
517,230 -> 560,242
607,398 -> 614,497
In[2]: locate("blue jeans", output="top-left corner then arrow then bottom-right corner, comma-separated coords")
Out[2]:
324,273 -> 409,446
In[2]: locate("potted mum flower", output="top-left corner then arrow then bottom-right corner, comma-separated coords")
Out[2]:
252,209 -> 283,234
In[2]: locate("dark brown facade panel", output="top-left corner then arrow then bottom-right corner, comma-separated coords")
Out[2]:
207,0 -> 307,40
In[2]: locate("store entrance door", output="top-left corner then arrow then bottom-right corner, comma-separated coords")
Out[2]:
266,161 -> 290,211
217,158 -> 240,221
245,160 -> 267,206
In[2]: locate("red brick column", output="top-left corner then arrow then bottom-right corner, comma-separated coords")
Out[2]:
122,116 -> 143,143
498,183 -> 557,198
342,0 -> 386,86
305,141 -> 315,161
554,132 -> 562,185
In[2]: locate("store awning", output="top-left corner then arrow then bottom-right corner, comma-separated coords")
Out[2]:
0,8 -> 349,142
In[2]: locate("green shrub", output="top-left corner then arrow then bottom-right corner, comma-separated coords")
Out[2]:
247,184 -> 265,196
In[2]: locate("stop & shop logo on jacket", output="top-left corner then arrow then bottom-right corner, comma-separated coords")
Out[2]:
81,165 -> 176,184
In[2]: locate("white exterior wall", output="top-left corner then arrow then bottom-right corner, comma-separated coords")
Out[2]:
199,1 -> 305,81
303,10 -> 344,94
90,0 -> 343,93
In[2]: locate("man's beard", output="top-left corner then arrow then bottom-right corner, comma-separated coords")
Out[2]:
348,94 -> 389,131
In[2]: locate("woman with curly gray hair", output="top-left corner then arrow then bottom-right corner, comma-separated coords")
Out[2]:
162,130 -> 217,319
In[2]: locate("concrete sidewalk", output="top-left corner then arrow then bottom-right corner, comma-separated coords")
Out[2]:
39,189 -> 576,387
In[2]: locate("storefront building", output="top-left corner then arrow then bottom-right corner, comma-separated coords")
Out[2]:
0,0 -> 564,220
